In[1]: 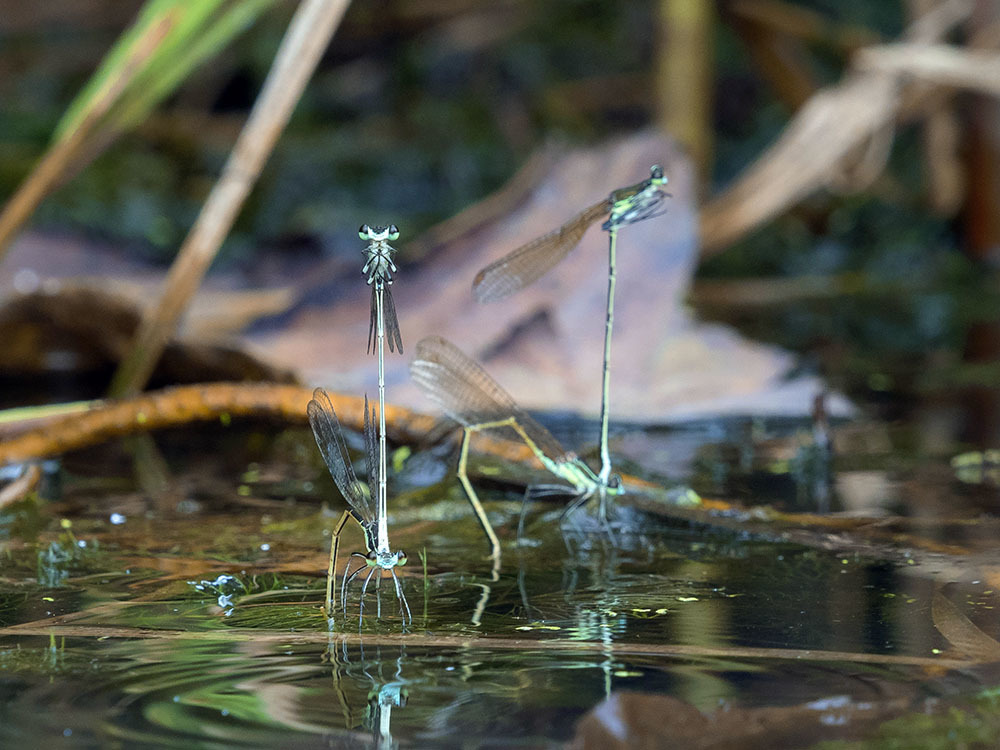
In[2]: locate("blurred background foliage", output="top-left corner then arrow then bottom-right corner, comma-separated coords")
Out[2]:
0,0 -> 938,261
2,0 -> 997,413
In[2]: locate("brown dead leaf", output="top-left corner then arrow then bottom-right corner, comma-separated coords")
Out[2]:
247,131 -> 847,422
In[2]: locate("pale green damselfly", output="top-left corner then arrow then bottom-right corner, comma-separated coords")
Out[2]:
472,165 -> 669,512
409,335 -> 623,558
307,224 -> 410,628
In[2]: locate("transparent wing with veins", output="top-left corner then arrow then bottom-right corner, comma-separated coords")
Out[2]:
472,165 -> 669,303
307,388 -> 376,530
368,286 -> 404,355
471,200 -> 610,303
410,335 -> 573,465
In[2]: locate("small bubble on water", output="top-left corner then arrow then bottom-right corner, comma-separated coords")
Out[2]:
260,543 -> 271,551
63,728 -> 72,738
110,513 -> 126,525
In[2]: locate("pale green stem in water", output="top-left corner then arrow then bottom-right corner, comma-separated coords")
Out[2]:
597,228 -> 617,519
375,284 -> 389,553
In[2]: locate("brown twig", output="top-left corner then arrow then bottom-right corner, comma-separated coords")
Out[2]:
109,0 -> 352,398
0,464 -> 42,509
0,382 -> 434,465
907,0 -> 965,216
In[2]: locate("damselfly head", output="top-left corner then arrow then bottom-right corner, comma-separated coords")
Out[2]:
359,224 -> 399,243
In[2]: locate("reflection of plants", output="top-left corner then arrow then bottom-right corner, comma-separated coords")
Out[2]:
0,633 -> 102,680
36,519 -> 97,588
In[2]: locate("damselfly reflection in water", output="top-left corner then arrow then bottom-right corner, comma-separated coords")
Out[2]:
472,166 -> 669,520
327,643 -> 408,750
308,390 -> 410,627
410,335 -> 623,557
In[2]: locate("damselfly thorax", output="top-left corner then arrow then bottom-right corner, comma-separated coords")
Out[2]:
360,224 -> 399,286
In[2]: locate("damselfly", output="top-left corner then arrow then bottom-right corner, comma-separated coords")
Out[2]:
472,165 -> 668,502
409,335 -> 623,556
362,224 -> 405,592
308,388 -> 410,626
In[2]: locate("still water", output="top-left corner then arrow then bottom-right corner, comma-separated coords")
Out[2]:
1,415 -> 999,748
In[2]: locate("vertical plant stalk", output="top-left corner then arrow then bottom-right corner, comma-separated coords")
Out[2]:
655,0 -> 715,187
907,0 -> 964,216
597,228 -> 617,503
0,14 -> 174,260
109,0 -> 352,397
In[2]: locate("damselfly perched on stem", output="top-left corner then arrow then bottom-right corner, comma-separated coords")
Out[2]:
410,335 -> 623,557
362,223 -> 405,601
471,165 -> 669,513
308,388 -> 410,627
308,223 -> 411,628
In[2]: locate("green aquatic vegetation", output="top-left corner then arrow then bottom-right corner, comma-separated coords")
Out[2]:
812,692 -> 1000,750
0,635 -> 101,678
0,494 -> 46,543
34,520 -> 102,588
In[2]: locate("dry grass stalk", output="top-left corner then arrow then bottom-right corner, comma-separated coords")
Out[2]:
109,0 -> 352,398
856,43 -> 1000,96
907,0 -> 965,216
699,0 -> 979,254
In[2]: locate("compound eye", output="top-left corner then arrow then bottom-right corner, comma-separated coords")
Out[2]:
388,224 -> 399,241
397,550 -> 407,565
650,165 -> 664,180
358,225 -> 370,240
608,474 -> 623,491
367,550 -> 377,561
